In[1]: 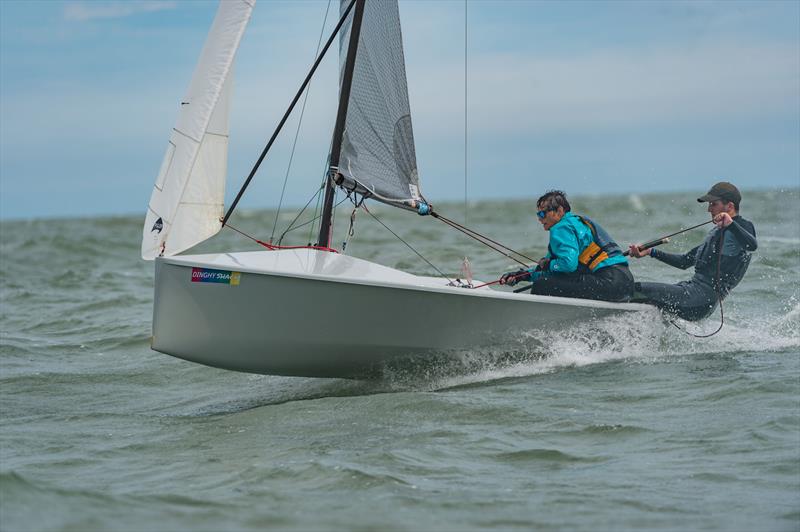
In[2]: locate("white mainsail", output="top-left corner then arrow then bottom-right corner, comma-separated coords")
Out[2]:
142,0 -> 254,260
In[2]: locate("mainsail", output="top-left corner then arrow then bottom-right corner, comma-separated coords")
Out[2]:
335,0 -> 423,209
141,0 -> 254,260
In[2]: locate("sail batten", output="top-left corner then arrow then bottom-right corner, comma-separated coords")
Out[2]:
336,0 -> 423,209
141,0 -> 253,260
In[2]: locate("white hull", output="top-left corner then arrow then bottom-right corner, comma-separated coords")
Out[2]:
152,249 -> 648,378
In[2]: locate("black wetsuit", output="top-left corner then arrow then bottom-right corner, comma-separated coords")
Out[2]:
634,216 -> 757,321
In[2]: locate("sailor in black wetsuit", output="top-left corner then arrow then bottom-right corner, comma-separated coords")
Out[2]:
628,182 -> 757,321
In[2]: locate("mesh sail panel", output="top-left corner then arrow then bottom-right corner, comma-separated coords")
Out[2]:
337,0 -> 422,209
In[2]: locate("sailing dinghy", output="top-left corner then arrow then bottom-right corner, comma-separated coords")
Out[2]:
142,0 -> 648,378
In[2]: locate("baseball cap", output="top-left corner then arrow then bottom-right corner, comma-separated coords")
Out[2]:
697,182 -> 741,204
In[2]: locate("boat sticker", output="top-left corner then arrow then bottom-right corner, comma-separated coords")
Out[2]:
191,267 -> 241,286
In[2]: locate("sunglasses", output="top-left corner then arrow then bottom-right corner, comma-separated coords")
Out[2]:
536,209 -> 552,219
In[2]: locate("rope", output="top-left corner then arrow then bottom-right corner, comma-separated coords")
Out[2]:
270,0 -> 333,242
362,205 -> 454,284
472,270 -> 531,290
432,211 -> 537,267
340,191 -> 368,253
670,304 -> 724,338
341,207 -> 357,252
225,222 -> 339,253
668,228 -> 725,338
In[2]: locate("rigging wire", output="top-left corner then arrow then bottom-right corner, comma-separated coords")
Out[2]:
221,0 -> 357,226
362,205 -> 454,284
277,184 -> 349,245
279,195 -> 350,242
224,175 -> 347,250
270,0 -> 334,243
224,221 -> 338,253
432,211 -> 538,266
277,182 -> 323,245
464,0 -> 468,228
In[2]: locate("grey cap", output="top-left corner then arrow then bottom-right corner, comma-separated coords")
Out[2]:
697,182 -> 741,204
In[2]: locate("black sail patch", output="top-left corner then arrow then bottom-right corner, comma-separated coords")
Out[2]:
151,217 -> 164,234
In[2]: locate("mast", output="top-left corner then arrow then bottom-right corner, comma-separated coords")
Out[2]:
317,0 -> 366,248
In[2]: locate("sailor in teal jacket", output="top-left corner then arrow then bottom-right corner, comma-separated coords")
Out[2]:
500,190 -> 634,302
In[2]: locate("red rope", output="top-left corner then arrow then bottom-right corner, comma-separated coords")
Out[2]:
472,270 -> 530,290
256,239 -> 339,253
224,221 -> 339,254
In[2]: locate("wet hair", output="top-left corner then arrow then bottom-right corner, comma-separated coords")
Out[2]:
537,190 -> 571,213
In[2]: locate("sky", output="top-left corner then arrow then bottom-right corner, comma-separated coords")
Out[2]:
0,0 -> 798,220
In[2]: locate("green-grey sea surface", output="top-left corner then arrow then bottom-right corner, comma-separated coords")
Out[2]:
1,189 -> 799,531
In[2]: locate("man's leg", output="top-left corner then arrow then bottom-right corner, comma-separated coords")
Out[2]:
634,281 -> 717,321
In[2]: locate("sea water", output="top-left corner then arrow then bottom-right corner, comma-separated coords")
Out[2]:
1,189 -> 798,531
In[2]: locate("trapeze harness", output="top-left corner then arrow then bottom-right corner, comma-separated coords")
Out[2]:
634,216 -> 757,322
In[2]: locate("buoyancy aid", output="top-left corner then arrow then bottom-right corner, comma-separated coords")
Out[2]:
543,212 -> 626,275
574,215 -> 623,272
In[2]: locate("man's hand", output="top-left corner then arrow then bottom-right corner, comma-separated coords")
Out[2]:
628,244 -> 648,258
713,212 -> 733,228
499,269 -> 528,286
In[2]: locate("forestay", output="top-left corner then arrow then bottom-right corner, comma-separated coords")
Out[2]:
336,0 -> 423,210
141,0 -> 254,260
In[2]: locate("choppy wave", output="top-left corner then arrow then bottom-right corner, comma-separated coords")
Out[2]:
1,191 -> 798,532
492,448 -> 606,465
375,300 -> 800,391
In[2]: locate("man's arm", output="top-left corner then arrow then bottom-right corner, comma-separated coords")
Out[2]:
650,246 -> 698,270
727,219 -> 758,251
